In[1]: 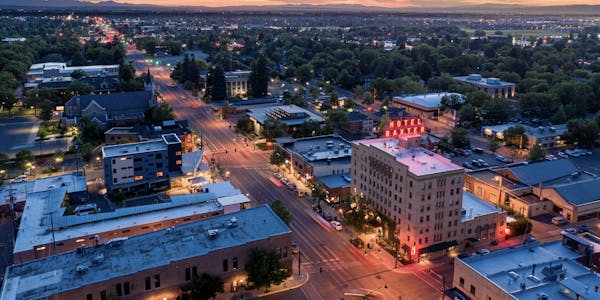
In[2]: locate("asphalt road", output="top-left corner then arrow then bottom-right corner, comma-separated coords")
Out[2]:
126,45 -> 442,300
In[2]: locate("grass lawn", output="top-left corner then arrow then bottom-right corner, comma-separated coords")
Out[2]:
0,107 -> 36,118
37,121 -> 62,137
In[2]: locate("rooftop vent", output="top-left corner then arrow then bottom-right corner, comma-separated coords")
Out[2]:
226,217 -> 238,228
93,253 -> 104,264
208,229 -> 219,240
508,271 -> 520,279
537,293 -> 549,300
549,127 -> 556,132
539,126 -> 545,132
76,264 -> 88,274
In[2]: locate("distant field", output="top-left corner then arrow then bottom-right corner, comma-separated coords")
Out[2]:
461,28 -> 568,38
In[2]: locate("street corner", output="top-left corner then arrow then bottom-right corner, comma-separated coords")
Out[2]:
258,273 -> 310,298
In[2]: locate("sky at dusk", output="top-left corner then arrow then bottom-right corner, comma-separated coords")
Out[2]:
91,0 -> 600,8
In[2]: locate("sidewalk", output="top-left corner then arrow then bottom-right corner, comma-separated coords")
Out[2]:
214,273 -> 309,300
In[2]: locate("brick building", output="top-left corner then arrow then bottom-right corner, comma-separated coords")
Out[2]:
2,205 -> 292,300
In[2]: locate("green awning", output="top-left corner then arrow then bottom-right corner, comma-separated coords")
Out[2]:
421,240 -> 458,254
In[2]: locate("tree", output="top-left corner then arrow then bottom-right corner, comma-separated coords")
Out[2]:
271,200 -> 293,225
296,120 -> 321,138
118,63 -> 135,82
459,103 -> 478,126
262,119 -> 288,140
503,125 -> 526,148
206,65 -> 226,101
488,137 -> 501,154
150,102 -> 174,122
190,273 -> 224,300
270,147 -> 287,166
67,80 -> 94,96
39,100 -> 54,121
0,89 -> 16,117
440,94 -> 464,110
15,150 -> 34,170
0,152 -> 9,172
78,117 -> 103,145
189,54 -> 200,86
450,127 -> 470,149
235,118 -> 254,134
325,109 -> 349,132
362,91 -> 374,105
70,70 -> 87,79
527,143 -> 546,161
250,54 -> 269,97
562,119 -> 599,149
245,248 -> 290,293
379,114 -> 391,132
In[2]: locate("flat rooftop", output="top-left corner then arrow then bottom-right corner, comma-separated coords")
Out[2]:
317,173 -> 351,189
459,241 -> 600,300
454,74 -> 516,88
465,169 -> 527,191
3,205 -> 291,300
355,138 -> 463,176
247,104 -> 325,126
283,135 -> 352,162
0,173 -> 87,205
553,178 -> 600,206
14,190 -> 221,254
102,139 -> 167,158
461,191 -> 503,222
393,92 -> 464,110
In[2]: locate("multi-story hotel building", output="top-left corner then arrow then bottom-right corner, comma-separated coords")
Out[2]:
352,135 -> 465,262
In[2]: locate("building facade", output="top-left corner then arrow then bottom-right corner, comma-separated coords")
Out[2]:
225,70 -> 251,98
453,74 -> 516,98
351,136 -> 465,262
102,134 -> 182,193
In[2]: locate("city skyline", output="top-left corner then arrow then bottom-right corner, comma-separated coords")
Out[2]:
87,0 -> 600,8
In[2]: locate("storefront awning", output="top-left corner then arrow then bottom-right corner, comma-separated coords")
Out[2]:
421,240 -> 458,254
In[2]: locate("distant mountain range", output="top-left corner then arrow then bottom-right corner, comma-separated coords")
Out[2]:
1,0 -> 599,15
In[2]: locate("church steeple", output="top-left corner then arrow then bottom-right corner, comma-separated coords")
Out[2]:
144,68 -> 154,93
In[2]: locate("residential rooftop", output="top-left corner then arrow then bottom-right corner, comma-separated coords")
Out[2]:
552,178 -> 600,206
459,241 -> 600,300
453,74 -> 516,88
354,137 -> 463,176
101,139 -> 167,158
461,191 -> 503,222
3,205 -> 291,300
393,92 -> 464,110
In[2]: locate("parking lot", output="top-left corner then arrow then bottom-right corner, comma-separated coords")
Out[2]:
447,148 -> 507,170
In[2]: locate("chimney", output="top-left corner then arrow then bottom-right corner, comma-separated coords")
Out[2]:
532,263 -> 536,275
538,181 -> 543,200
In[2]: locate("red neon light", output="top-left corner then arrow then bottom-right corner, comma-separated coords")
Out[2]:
389,121 -> 394,128
421,127 -> 425,133
393,130 -> 397,136
385,130 -> 390,137
411,119 -> 415,125
396,120 -> 401,127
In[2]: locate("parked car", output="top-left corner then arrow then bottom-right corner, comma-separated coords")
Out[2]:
578,225 -> 590,233
273,173 -> 282,179
462,162 -> 474,169
10,175 -> 27,183
476,249 -> 490,255
473,147 -> 484,154
280,178 -> 289,184
477,159 -> 489,167
443,152 -> 454,159
564,228 -> 577,234
323,212 -> 333,221
490,240 -> 498,246
496,155 -> 511,163
288,183 -> 297,191
291,242 -> 300,254
350,237 -> 365,248
552,216 -> 569,226
544,154 -> 557,161
523,236 -> 538,244
557,152 -> 568,158
471,159 -> 482,167
331,220 -> 343,231
457,149 -> 471,156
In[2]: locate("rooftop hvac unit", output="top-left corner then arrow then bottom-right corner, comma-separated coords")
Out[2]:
226,217 -> 238,228
76,264 -> 88,274
208,229 -> 219,240
537,293 -> 549,300
508,271 -> 520,279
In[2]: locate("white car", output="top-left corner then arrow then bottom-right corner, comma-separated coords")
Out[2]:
330,221 -> 343,231
476,248 -> 490,255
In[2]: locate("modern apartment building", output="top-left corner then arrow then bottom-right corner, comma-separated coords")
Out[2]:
2,205 -> 292,300
102,133 -> 182,193
352,135 -> 465,262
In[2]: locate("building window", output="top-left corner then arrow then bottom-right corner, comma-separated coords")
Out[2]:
156,153 -> 162,159
116,283 -> 122,296
470,285 -> 476,295
185,268 -> 191,281
145,276 -> 151,290
459,277 -> 464,287
176,160 -> 182,165
233,257 -> 239,270
156,171 -> 164,177
223,259 -> 229,272
134,175 -> 143,181
154,274 -> 161,288
87,294 -> 93,300
157,163 -> 163,168
192,266 -> 198,278
101,291 -> 107,300
124,282 -> 130,295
